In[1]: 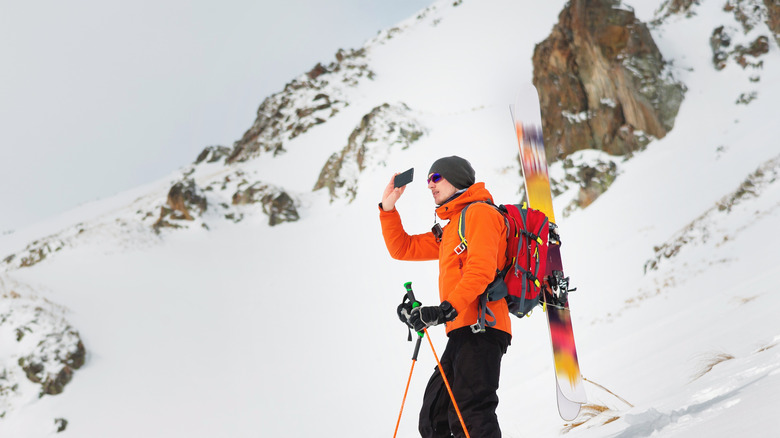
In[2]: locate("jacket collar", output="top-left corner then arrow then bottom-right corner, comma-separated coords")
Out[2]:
435,182 -> 493,221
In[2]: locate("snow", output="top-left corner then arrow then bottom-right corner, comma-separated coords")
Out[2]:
1,0 -> 779,436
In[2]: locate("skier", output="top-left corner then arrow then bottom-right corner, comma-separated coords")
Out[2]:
379,156 -> 511,438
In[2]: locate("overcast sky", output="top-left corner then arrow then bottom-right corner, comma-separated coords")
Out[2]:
0,0 -> 436,232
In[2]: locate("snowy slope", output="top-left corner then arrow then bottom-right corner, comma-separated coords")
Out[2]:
1,0 -> 779,437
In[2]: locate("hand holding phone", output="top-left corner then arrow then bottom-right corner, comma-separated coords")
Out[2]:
394,168 -> 414,188
381,168 -> 413,211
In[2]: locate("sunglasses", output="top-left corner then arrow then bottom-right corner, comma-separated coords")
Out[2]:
427,173 -> 443,184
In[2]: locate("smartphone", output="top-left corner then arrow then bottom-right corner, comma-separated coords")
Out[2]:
394,168 -> 414,188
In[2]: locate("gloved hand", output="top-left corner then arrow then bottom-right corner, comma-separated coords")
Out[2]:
397,300 -> 416,330
409,301 -> 458,332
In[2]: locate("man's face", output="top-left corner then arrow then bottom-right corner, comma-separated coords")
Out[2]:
428,173 -> 458,205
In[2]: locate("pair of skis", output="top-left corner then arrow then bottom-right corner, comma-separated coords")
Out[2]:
511,85 -> 587,421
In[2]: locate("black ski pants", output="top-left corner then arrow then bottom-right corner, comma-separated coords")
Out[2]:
418,327 -> 511,438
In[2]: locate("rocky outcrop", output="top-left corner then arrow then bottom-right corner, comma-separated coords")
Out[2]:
1,286 -> 86,413
195,145 -> 232,164
726,0 -> 774,33
314,103 -> 425,202
546,150 -> 621,217
654,0 -> 701,21
153,179 -> 208,231
657,0 -> 775,72
533,0 -> 685,161
226,48 -> 373,164
231,182 -> 299,226
766,0 -> 780,45
711,27 -> 769,70
19,329 -> 85,396
709,0 -> 773,72
564,156 -> 618,210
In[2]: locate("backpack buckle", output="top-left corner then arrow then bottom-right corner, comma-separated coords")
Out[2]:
454,242 -> 467,255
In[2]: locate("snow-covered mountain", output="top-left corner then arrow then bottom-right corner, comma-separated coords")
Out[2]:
1,0 -> 779,436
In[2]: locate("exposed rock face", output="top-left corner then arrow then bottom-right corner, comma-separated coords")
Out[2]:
55,418 -> 68,433
195,145 -> 231,164
150,174 -> 301,229
226,48 -> 373,164
546,150 -> 620,217
711,27 -> 769,70
710,25 -> 735,69
19,331 -> 85,396
314,103 -> 425,202
726,0 -> 774,33
654,0 -> 701,20
709,0 -> 773,72
565,157 -> 618,209
1,287 -> 86,409
153,179 -> 208,230
533,0 -> 685,161
766,0 -> 780,45
232,182 -> 299,226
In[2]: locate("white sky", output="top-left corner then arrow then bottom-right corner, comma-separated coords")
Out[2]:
0,0 -> 436,232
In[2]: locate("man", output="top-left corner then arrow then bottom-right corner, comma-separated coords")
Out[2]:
379,155 -> 511,438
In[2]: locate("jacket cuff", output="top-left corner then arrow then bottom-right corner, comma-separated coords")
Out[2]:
378,202 -> 397,213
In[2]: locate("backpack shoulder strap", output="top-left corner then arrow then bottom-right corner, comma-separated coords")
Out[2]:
455,201 -> 496,255
455,205 -> 469,254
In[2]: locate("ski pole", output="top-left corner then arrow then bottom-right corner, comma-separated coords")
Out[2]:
394,282 -> 423,437
424,328 -> 471,438
396,282 -> 471,437
393,329 -> 422,437
403,282 -> 470,436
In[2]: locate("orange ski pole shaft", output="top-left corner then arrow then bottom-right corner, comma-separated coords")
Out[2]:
424,328 -> 471,438
393,358 -> 416,438
394,334 -> 422,438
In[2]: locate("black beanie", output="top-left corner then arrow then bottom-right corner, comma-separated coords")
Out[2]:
428,156 -> 475,190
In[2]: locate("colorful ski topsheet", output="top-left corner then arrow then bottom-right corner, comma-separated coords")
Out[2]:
545,292 -> 586,405
511,85 -> 586,419
514,122 -> 556,223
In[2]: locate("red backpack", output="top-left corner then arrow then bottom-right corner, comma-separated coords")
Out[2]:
456,202 -> 549,332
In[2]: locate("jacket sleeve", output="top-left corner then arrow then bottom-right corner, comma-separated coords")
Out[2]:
445,204 -> 506,312
379,205 -> 439,261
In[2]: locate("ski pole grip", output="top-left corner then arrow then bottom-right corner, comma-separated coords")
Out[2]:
404,281 -> 416,304
403,281 -> 424,338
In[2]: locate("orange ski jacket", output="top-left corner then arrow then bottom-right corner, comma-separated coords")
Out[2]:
379,182 -> 511,336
